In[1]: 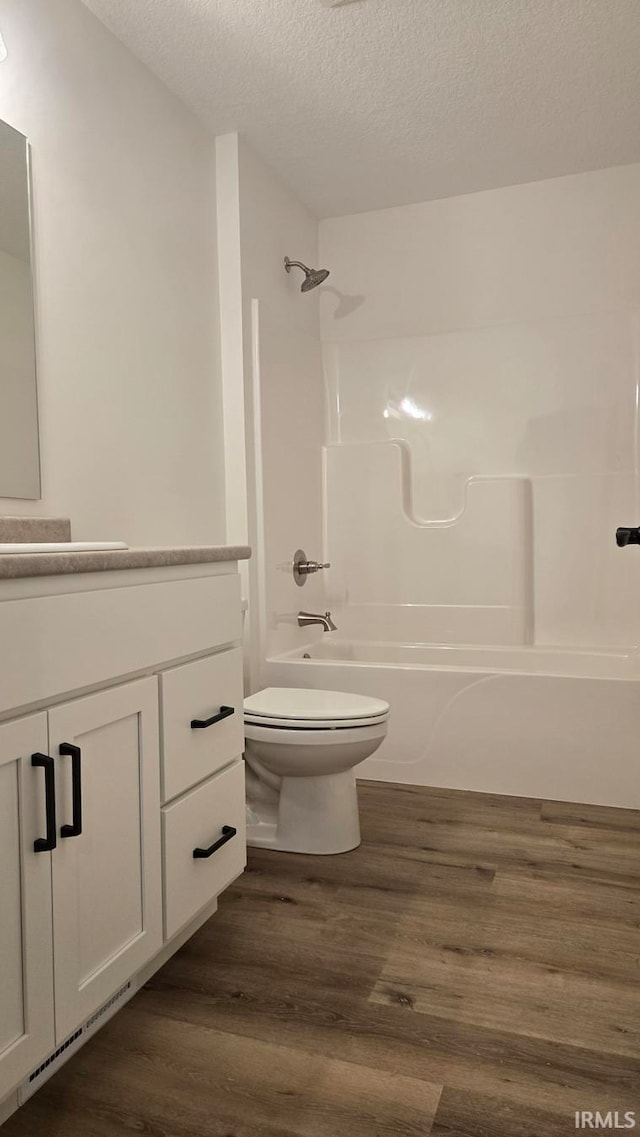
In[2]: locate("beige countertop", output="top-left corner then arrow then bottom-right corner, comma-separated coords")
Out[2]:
0,544 -> 251,579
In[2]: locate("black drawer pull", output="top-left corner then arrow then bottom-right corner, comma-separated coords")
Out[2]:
193,825 -> 237,859
616,527 -> 640,547
190,705 -> 235,730
59,743 -> 82,838
31,753 -> 57,852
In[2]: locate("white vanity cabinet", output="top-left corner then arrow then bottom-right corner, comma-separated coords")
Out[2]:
0,715 -> 55,1101
0,561 -> 247,1116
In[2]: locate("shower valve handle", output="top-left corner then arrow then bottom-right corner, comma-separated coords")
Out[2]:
616,527 -> 640,547
298,560 -> 331,575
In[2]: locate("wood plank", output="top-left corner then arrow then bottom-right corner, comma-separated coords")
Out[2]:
360,780 -> 545,833
492,869 -> 640,928
4,1002 -> 442,1137
361,796 -> 640,889
540,799 -> 640,831
430,1086 -> 625,1137
371,912 -> 640,1058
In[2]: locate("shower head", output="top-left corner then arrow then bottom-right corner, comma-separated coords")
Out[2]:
284,257 -> 330,292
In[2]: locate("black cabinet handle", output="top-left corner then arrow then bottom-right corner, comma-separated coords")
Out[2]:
616,527 -> 640,547
59,743 -> 82,838
193,825 -> 237,859
31,753 -> 57,853
190,705 -> 235,730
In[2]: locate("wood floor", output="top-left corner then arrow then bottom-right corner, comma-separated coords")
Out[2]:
5,780 -> 640,1137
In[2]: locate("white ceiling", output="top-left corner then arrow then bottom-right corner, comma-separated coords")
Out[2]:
81,0 -> 640,218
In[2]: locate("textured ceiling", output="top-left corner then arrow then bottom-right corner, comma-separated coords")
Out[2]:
81,0 -> 640,218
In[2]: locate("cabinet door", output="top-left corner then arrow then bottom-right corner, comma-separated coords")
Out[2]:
49,678 -> 162,1042
0,714 -> 55,1100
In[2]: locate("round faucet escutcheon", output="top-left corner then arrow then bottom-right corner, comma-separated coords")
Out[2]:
293,548 -> 331,586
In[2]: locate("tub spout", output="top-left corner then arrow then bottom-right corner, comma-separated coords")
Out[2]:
297,610 -> 337,632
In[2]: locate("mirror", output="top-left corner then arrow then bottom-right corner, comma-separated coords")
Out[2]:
0,118 -> 40,499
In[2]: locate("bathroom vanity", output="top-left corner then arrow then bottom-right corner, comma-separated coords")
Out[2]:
0,524 -> 250,1121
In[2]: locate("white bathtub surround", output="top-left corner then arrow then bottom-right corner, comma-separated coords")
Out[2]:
251,302 -> 326,662
328,604 -> 526,648
325,442 -> 532,645
268,641 -> 640,809
320,165 -> 640,654
244,687 -> 389,853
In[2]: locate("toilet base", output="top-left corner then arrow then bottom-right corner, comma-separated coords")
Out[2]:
246,769 -> 361,855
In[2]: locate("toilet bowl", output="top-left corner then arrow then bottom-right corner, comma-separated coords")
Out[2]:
244,687 -> 389,854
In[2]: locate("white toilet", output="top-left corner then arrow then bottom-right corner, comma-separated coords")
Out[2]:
244,687 -> 390,854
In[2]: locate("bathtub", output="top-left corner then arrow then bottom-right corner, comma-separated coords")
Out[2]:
264,639 -> 640,808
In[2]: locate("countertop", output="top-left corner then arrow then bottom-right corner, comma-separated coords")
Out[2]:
0,544 -> 251,580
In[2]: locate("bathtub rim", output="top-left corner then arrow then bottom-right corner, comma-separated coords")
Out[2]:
268,637 -> 638,681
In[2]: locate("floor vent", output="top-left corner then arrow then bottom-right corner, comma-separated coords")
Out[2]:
84,982 -> 133,1034
18,981 -> 135,1104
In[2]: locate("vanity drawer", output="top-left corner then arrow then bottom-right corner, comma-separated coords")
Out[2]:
160,647 -> 244,802
0,572 -> 243,718
162,760 -> 246,939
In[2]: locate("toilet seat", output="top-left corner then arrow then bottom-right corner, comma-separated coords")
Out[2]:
244,687 -> 390,731
244,712 -> 389,730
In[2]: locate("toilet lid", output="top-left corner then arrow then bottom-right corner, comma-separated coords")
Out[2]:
244,687 -> 389,725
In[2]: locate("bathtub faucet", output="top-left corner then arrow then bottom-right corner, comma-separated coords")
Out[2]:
298,610 -> 337,633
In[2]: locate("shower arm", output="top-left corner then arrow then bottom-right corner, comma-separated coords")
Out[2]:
284,258 -> 309,273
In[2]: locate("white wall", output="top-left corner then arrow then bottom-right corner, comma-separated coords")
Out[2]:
0,0 -> 225,544
319,165 -> 640,651
216,135 -> 325,681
